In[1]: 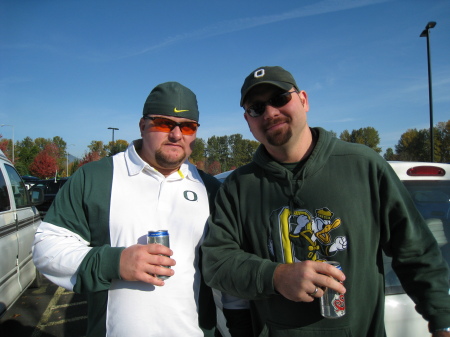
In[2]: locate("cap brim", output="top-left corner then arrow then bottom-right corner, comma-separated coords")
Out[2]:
240,81 -> 294,106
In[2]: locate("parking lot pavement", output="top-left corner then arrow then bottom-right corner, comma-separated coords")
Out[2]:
1,277 -> 231,337
0,278 -> 88,337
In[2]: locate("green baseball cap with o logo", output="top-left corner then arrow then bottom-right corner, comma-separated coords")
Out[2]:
240,66 -> 299,106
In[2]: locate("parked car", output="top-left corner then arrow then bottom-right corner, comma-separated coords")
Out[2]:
0,150 -> 44,317
21,175 -> 40,190
214,170 -> 234,183
214,161 -> 450,336
31,178 -> 68,218
384,161 -> 450,336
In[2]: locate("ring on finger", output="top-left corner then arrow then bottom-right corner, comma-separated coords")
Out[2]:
308,286 -> 319,297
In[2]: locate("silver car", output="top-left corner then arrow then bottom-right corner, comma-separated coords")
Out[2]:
0,150 -> 43,317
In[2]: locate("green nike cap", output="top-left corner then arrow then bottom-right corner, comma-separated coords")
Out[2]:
143,82 -> 199,122
240,66 -> 299,106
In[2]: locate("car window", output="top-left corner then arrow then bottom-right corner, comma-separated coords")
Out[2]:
4,164 -> 30,208
44,182 -> 58,194
34,180 -> 67,194
0,169 -> 11,212
384,180 -> 450,294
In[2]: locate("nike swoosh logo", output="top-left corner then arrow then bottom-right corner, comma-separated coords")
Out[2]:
174,108 -> 189,113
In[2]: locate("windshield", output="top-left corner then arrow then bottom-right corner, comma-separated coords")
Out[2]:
384,180 -> 450,294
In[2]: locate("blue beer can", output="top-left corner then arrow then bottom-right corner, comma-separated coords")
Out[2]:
147,230 -> 170,280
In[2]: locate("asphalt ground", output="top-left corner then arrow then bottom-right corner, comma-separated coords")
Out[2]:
0,278 -> 88,337
0,278 -> 230,337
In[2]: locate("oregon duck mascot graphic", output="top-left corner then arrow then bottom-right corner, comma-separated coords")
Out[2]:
268,206 -> 347,263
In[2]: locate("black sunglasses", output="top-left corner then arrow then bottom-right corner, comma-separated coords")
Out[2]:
143,116 -> 199,135
245,90 -> 299,117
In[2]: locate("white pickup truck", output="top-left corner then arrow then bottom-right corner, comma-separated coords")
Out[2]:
0,149 -> 44,317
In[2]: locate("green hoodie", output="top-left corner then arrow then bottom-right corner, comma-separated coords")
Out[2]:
202,127 -> 450,336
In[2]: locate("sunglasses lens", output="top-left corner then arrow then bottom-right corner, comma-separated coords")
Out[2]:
245,91 -> 296,117
149,117 -> 198,135
151,119 -> 174,132
270,93 -> 291,107
180,123 -> 198,135
246,103 -> 265,117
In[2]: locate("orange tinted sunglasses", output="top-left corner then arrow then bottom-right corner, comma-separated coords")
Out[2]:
143,116 -> 199,135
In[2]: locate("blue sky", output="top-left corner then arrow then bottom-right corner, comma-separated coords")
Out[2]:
1,0 -> 449,159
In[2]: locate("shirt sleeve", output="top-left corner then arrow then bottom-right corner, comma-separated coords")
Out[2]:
32,158 -> 124,293
32,222 -> 91,290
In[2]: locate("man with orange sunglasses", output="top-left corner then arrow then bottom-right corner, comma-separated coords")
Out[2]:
32,82 -> 244,336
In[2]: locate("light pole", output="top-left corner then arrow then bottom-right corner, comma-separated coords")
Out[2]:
108,127 -> 119,155
420,21 -> 436,162
0,124 -> 14,163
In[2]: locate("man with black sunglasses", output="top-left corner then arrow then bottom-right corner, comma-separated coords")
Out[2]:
32,82 -> 248,337
202,66 -> 450,336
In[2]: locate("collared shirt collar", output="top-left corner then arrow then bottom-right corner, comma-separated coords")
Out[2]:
124,139 -> 202,182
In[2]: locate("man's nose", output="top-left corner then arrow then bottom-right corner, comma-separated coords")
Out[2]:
169,126 -> 183,139
263,104 -> 280,119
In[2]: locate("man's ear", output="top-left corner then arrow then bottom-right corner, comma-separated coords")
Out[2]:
299,91 -> 309,112
139,118 -> 146,136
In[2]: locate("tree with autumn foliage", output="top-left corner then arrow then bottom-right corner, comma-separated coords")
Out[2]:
29,143 -> 59,179
207,161 -> 221,175
78,151 -> 102,167
0,137 -> 9,154
0,136 -> 13,162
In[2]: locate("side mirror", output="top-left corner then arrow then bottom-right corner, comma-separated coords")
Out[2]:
29,186 -> 44,205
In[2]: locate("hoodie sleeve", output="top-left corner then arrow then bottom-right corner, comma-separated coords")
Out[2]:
202,179 -> 280,300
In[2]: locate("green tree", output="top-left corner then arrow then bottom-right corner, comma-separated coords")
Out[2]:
243,139 -> 260,164
228,134 -> 259,169
435,120 -> 450,163
15,137 -> 40,175
190,138 -> 206,165
206,136 -> 222,168
88,141 -> 107,158
68,158 -> 80,176
53,136 -> 67,158
50,136 -> 67,174
395,128 -> 429,161
392,120 -> 449,162
328,130 -> 337,138
34,137 -> 51,151
383,148 -> 398,161
340,127 -> 381,153
339,130 -> 351,142
105,139 -> 129,156
216,136 -> 230,170
228,134 -> 245,169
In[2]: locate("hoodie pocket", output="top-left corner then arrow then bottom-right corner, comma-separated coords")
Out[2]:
259,321 -> 353,337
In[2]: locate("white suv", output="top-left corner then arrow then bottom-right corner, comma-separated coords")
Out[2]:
0,150 -> 44,317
